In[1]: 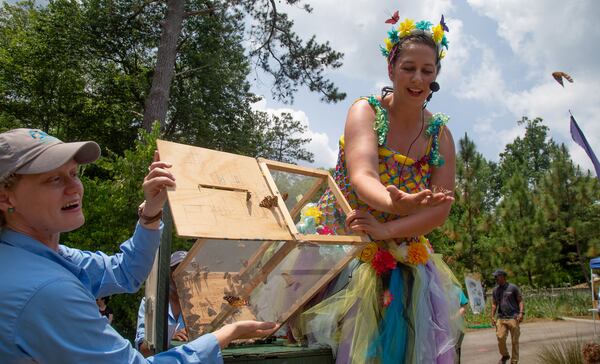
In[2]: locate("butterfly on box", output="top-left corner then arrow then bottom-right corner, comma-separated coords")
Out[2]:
259,195 -> 278,208
223,295 -> 250,308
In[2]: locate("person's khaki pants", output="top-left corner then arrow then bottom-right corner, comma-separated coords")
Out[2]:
496,318 -> 520,363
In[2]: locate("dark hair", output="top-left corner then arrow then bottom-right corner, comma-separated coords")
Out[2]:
388,31 -> 442,73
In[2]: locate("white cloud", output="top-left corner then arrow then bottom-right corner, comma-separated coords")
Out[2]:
472,113 -> 524,160
455,44 -> 506,104
251,99 -> 338,168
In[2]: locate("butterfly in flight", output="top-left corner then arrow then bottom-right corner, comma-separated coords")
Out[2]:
385,10 -> 399,24
223,295 -> 250,308
552,71 -> 573,87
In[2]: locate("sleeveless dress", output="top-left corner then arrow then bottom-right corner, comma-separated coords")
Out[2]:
299,96 -> 460,364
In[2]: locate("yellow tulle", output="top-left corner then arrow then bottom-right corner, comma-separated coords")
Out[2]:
301,263 -> 382,363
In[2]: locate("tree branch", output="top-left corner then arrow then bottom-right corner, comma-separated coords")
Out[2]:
253,0 -> 277,53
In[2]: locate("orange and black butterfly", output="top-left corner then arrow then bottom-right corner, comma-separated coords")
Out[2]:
259,195 -> 278,208
223,295 -> 250,308
552,71 -> 573,87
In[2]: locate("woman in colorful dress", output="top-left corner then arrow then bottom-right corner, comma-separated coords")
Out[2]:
299,13 -> 459,364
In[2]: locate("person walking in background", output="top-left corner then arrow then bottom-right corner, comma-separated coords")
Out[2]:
96,297 -> 114,324
491,269 -> 524,364
135,250 -> 189,356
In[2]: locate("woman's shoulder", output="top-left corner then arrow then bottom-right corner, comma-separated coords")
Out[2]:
349,95 -> 382,112
347,95 -> 388,146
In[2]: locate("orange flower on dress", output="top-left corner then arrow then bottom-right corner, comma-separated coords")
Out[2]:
407,242 -> 429,265
359,243 -> 378,263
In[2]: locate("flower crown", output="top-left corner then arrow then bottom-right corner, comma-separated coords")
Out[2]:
380,13 -> 449,63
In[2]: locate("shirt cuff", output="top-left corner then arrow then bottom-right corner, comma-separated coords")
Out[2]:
186,334 -> 223,364
136,220 -> 165,233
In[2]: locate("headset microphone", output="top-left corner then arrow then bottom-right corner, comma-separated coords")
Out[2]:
425,81 -> 440,104
429,81 -> 440,93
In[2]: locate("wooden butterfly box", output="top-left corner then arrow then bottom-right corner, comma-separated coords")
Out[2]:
152,139 -> 369,342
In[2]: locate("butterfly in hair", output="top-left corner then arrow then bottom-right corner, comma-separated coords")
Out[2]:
385,10 -> 399,24
223,295 -> 250,308
440,15 -> 449,32
259,195 -> 278,208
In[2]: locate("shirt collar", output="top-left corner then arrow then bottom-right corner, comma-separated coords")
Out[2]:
0,228 -> 88,285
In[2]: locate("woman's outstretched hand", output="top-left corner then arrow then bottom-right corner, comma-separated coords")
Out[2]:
213,321 -> 278,349
386,185 -> 452,216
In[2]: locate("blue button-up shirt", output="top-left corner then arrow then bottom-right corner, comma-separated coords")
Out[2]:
135,297 -> 186,349
0,224 -> 223,363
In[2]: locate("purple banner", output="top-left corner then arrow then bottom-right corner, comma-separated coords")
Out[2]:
570,114 -> 600,180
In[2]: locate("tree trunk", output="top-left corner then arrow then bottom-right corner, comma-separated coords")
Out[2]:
142,0 -> 185,131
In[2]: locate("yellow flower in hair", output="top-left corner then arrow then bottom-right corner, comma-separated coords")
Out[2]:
440,50 -> 446,59
398,18 -> 416,37
359,243 -> 378,263
384,37 -> 393,52
407,242 -> 429,265
431,24 -> 444,43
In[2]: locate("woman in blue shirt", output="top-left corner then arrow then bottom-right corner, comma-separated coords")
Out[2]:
0,128 -> 275,364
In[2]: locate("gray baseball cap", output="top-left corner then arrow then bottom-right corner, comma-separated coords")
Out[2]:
0,129 -> 100,180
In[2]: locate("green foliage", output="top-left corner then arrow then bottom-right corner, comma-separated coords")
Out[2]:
0,0 -> 320,161
440,117 -> 600,289
444,133 -> 497,276
0,0 -> 143,153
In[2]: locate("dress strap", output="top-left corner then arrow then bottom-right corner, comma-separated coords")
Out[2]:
425,113 -> 450,167
353,96 -> 389,146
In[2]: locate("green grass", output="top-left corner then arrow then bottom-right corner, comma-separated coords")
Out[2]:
535,338 -> 584,364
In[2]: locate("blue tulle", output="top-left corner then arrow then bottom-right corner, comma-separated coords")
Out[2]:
370,267 -> 408,363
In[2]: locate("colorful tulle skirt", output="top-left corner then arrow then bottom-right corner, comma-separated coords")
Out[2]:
300,253 -> 461,364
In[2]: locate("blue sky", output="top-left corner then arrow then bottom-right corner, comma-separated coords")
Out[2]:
251,0 -> 600,174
